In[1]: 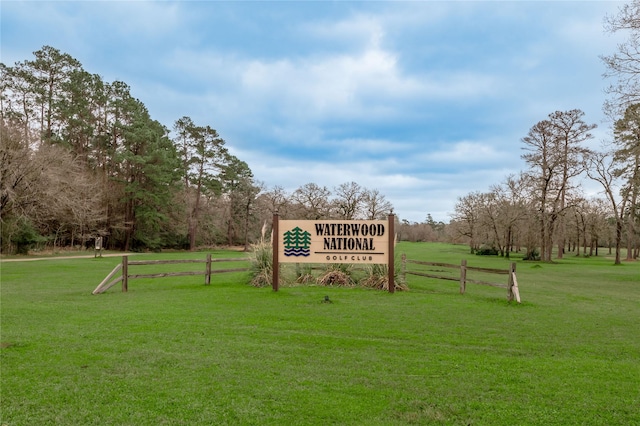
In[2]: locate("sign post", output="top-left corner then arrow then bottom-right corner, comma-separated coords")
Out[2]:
388,213 -> 395,293
272,213 -> 279,292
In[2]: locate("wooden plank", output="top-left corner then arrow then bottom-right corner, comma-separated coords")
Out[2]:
210,257 -> 249,263
406,259 -> 459,269
92,263 -> 122,294
128,259 -> 205,265
406,271 -> 460,282
465,265 -> 509,274
210,267 -> 251,274
96,276 -> 123,294
128,271 -> 204,279
405,270 -> 505,287
465,278 -> 507,288
512,272 -> 521,303
128,268 -> 250,281
128,257 -> 248,266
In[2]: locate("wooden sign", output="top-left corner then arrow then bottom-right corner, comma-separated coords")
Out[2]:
278,219 -> 389,264
272,215 -> 395,292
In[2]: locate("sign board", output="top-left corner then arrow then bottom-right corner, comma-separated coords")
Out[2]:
271,215 -> 396,293
278,220 -> 389,264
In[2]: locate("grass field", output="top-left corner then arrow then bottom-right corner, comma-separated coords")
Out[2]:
1,243 -> 638,425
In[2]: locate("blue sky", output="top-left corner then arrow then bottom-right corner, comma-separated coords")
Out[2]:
1,1 -> 625,222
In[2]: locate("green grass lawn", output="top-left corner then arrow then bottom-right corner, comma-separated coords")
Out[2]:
1,244 -> 638,425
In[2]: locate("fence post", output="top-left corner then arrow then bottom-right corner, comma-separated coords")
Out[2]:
205,253 -> 212,285
401,253 -> 406,285
511,267 -> 521,303
122,256 -> 128,292
460,259 -> 467,294
507,262 -> 516,302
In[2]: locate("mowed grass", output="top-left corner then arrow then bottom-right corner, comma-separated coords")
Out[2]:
1,244 -> 638,425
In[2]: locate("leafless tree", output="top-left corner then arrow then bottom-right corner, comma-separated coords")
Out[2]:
586,151 -> 630,264
36,145 -> 107,249
332,181 -> 364,219
361,188 -> 393,220
451,191 -> 482,253
602,0 -> 640,117
521,110 -> 595,261
612,103 -> 640,260
291,183 -> 332,220
0,122 -> 46,221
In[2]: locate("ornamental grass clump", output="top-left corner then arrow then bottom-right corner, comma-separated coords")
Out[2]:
317,263 -> 355,287
295,263 -> 315,284
249,222 -> 272,287
360,263 -> 408,291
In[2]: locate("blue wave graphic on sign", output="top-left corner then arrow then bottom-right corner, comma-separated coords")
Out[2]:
284,248 -> 310,257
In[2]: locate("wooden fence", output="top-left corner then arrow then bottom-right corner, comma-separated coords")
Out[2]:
93,255 -> 251,294
401,254 -> 521,303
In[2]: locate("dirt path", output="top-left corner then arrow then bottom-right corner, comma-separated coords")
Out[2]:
0,253 -> 137,262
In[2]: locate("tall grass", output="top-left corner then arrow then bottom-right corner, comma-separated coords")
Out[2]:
248,223 -> 272,287
1,243 -> 638,425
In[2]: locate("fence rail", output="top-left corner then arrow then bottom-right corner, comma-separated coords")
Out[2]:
401,254 -> 521,303
93,255 -> 251,294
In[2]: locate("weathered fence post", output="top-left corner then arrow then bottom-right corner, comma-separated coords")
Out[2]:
205,253 -> 212,285
507,262 -> 516,302
401,253 -> 406,285
459,259 -> 467,294
122,256 -> 128,292
511,265 -> 521,303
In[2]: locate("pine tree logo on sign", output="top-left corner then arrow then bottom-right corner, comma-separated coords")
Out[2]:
283,226 -> 311,257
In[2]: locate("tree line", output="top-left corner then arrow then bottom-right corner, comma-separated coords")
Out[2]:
0,47 -> 396,253
449,2 -> 640,264
449,108 -> 638,264
3,0 -> 640,262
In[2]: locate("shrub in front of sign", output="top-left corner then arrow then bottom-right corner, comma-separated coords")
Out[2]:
317,264 -> 355,287
295,263 -> 315,284
360,263 -> 408,291
249,225 -> 272,287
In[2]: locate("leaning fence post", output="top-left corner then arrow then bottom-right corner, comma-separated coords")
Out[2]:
205,253 -> 212,285
511,267 -> 521,304
122,256 -> 128,292
460,259 -> 467,294
507,262 -> 516,301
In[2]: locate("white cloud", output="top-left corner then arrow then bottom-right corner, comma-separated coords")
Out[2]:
327,138 -> 413,156
304,13 -> 386,48
419,141 -> 509,167
2,1 -> 621,224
